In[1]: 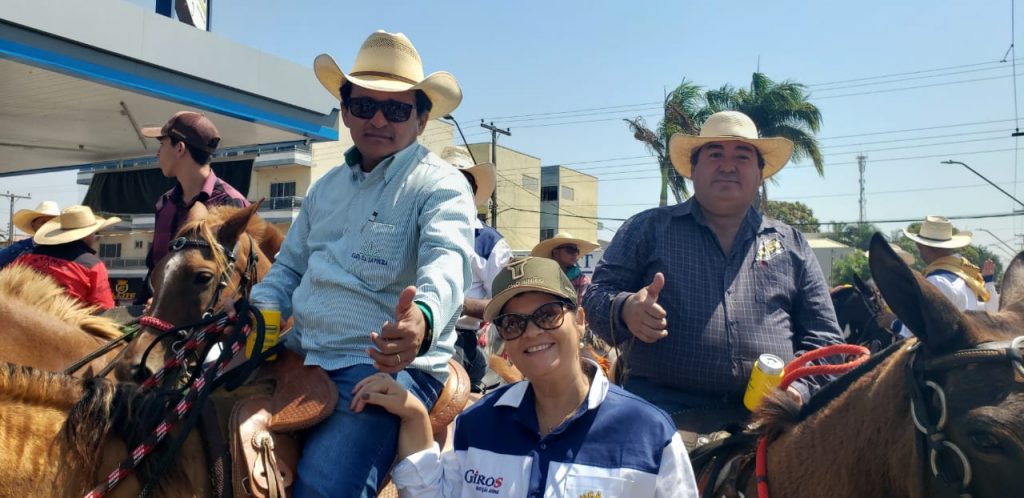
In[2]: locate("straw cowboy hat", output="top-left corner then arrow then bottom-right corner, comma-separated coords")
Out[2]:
33,205 -> 121,246
440,146 -> 495,207
12,200 -> 60,235
668,111 -> 795,180
313,30 -> 462,119
902,215 -> 972,249
531,232 -> 599,258
866,244 -> 916,266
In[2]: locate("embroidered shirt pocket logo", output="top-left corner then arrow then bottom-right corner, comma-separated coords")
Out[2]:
352,221 -> 397,266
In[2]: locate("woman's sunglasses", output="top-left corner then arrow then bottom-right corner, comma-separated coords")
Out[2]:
346,96 -> 414,123
492,301 -> 575,341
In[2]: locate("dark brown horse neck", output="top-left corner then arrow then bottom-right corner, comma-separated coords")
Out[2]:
749,341 -> 919,498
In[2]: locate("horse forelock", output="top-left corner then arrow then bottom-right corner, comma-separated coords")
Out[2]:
0,266 -> 121,341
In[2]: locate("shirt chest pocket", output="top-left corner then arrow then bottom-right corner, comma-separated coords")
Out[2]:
344,220 -> 404,290
559,474 -> 634,498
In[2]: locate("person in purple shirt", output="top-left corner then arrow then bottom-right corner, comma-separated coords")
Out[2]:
135,112 -> 249,304
583,111 -> 844,443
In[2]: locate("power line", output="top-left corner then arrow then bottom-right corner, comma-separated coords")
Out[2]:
807,58 -> 1018,87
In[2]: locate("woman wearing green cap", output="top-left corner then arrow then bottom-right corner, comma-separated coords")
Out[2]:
352,257 -> 698,497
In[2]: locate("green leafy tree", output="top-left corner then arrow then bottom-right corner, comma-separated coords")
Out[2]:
830,251 -> 871,286
626,73 -> 823,207
765,200 -> 819,232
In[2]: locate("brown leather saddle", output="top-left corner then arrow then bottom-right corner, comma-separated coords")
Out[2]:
222,351 -> 471,498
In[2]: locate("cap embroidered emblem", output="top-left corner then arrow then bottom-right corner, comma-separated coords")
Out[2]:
508,258 -> 530,280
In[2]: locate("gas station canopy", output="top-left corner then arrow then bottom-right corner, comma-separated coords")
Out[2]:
0,0 -> 339,176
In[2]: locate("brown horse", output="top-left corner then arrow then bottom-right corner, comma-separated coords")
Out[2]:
119,202 -> 280,383
715,234 -> 1024,498
0,265 -> 123,376
0,362 -> 209,497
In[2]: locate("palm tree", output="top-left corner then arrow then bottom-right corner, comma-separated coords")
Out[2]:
624,80 -> 711,206
627,73 -> 823,208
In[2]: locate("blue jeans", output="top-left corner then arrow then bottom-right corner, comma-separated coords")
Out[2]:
293,364 -> 444,498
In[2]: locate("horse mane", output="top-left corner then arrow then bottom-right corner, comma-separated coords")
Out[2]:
0,361 -> 83,410
61,376 -> 188,494
0,266 -> 122,341
752,340 -> 905,437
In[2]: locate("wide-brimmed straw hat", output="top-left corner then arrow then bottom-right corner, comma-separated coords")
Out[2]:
530,232 -> 599,258
483,257 -> 578,322
33,205 -> 121,246
440,146 -> 495,207
668,111 -> 794,180
12,200 -> 60,235
902,215 -> 972,249
313,30 -> 462,119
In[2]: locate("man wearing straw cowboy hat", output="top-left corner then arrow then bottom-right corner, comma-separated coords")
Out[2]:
904,215 -> 999,312
531,231 -> 599,299
244,30 -> 475,497
441,145 -> 511,393
12,205 -> 120,310
584,111 -> 843,432
0,200 -> 60,269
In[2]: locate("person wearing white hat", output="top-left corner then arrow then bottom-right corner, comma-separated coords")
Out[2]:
246,30 -> 475,497
440,146 -> 511,393
903,215 -> 999,312
0,200 -> 60,269
583,111 -> 844,435
11,205 -> 120,310
531,232 -> 600,299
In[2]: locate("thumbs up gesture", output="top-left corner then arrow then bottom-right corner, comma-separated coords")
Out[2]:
369,286 -> 425,373
623,273 -> 669,343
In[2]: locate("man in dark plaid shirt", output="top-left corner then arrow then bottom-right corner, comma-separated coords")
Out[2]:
583,111 -> 843,431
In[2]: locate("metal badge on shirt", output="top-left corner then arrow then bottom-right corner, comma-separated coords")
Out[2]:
756,237 -> 785,263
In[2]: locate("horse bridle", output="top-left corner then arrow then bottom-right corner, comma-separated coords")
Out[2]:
906,335 -> 1024,498
168,234 -> 260,318
136,234 -> 260,371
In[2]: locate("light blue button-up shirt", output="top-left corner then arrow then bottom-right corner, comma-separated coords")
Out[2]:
251,142 -> 475,382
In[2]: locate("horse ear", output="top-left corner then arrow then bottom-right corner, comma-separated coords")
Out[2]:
186,201 -> 209,223
852,273 -> 872,297
999,251 -> 1024,312
869,233 -> 966,352
216,201 -> 261,249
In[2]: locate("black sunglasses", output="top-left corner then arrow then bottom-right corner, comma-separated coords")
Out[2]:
346,96 -> 415,123
492,301 -> 576,341
554,245 -> 580,255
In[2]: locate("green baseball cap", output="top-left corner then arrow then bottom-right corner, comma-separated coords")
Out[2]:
484,257 -> 578,321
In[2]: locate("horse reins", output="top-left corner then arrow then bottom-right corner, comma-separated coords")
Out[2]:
905,336 -> 1024,498
755,344 -> 871,498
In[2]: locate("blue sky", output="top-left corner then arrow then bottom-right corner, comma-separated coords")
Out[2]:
6,0 -> 1024,259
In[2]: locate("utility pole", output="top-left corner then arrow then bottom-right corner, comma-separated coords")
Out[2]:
480,121 -> 510,225
1,191 -> 31,246
857,154 -> 867,224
